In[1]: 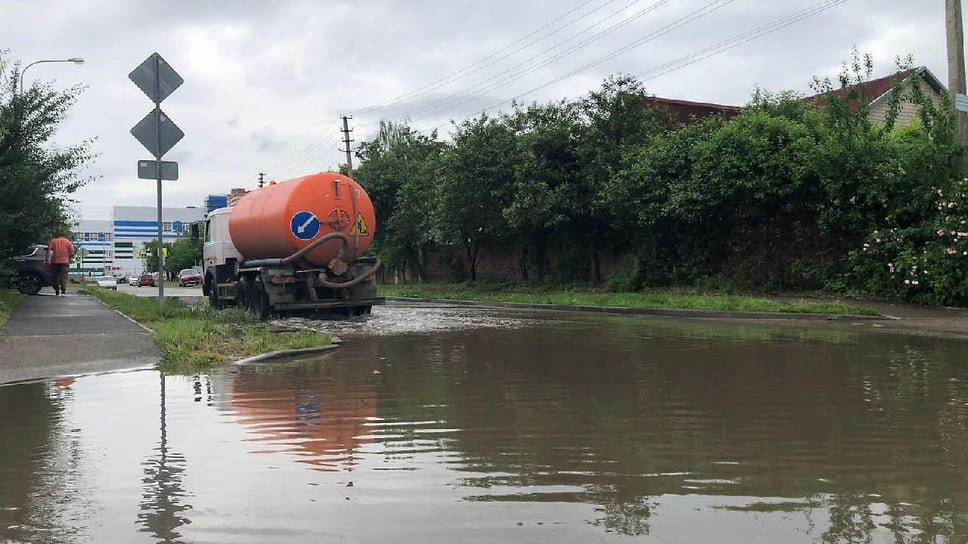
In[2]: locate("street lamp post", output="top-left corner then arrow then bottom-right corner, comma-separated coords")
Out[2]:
17,57 -> 84,95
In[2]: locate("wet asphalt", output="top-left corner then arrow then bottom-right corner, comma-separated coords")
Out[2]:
0,288 -> 159,384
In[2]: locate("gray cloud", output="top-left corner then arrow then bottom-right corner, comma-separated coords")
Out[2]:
4,0 -> 954,218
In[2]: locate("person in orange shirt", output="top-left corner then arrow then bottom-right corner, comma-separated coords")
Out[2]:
45,233 -> 75,297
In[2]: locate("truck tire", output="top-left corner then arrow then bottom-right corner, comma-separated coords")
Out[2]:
251,277 -> 269,321
236,278 -> 249,311
208,276 -> 221,309
17,272 -> 42,295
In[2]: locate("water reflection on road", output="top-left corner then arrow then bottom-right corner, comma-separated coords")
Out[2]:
1,306 -> 967,543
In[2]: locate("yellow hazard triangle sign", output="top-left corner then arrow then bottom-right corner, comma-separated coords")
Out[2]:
350,213 -> 369,235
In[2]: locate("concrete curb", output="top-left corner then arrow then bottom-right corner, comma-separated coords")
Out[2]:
78,292 -> 157,334
383,297 -> 892,322
234,344 -> 339,366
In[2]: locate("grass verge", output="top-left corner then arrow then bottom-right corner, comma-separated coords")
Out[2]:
378,283 -> 879,316
0,289 -> 24,333
82,288 -> 331,374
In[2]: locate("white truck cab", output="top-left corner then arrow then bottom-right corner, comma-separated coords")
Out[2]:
202,207 -> 242,300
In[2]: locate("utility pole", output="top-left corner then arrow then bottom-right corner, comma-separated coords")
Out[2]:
946,0 -> 968,173
258,171 -> 265,188
341,115 -> 354,178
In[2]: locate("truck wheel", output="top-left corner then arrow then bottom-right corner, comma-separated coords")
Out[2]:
208,278 -> 221,310
236,278 -> 249,310
252,277 -> 269,321
17,272 -> 42,295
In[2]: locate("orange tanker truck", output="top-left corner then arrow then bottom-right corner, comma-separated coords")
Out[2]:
202,172 -> 382,319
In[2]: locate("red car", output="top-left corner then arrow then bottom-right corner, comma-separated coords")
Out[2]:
178,268 -> 202,287
135,274 -> 155,287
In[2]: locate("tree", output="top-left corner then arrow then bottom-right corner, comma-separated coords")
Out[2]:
578,75 -> 673,284
354,121 -> 445,282
504,100 -> 582,281
437,114 -> 518,281
0,53 -> 96,266
164,237 -> 202,275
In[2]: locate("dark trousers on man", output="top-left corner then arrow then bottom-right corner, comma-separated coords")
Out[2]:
51,264 -> 69,295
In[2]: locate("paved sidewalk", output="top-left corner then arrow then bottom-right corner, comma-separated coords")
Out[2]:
0,291 -> 160,384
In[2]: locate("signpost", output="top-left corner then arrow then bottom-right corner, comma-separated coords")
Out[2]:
129,53 -> 183,308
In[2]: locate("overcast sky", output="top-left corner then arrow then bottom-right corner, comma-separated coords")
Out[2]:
2,0 -> 953,220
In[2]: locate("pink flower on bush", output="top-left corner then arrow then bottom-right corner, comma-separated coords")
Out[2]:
947,248 -> 958,255
937,229 -> 945,236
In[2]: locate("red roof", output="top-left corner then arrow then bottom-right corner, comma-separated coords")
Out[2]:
643,96 -> 742,124
803,67 -> 945,113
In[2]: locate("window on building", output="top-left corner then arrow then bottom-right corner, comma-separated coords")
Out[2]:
162,222 -> 172,232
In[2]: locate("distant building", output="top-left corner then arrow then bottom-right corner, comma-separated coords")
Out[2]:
643,96 -> 741,124
204,194 -> 228,215
72,206 -> 204,277
804,66 -> 946,125
71,220 -> 113,274
227,188 -> 248,207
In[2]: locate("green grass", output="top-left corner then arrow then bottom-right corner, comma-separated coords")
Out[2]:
0,289 -> 24,334
82,288 -> 331,374
378,283 -> 879,316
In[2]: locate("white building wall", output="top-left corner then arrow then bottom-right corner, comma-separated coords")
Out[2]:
73,207 -> 205,277
111,206 -> 205,277
72,220 -> 113,275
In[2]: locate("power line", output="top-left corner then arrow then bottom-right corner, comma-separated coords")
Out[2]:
265,123 -> 341,177
388,0 -> 677,124
637,0 -> 848,81
352,0 -> 615,115
275,0 -> 636,175
419,0 -> 846,133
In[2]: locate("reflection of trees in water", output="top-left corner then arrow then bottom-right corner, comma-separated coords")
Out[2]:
590,493 -> 655,537
820,492 -> 876,544
373,328 -> 968,541
136,373 -> 191,542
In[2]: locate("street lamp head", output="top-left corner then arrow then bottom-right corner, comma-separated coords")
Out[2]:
67,57 -> 84,65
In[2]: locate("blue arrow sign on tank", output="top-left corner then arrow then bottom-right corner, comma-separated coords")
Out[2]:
290,211 -> 320,240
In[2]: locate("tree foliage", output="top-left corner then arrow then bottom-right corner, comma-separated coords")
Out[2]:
354,54 -> 965,304
0,53 -> 96,266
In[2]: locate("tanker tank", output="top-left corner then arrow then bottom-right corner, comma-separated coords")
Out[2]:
228,172 -> 376,267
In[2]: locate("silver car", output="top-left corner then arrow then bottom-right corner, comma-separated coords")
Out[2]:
94,276 -> 118,290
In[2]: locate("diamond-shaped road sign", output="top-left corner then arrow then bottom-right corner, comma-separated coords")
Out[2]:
138,160 -> 179,181
131,109 -> 184,158
129,53 -> 183,103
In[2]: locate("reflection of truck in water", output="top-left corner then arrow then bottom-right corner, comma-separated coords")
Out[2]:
203,172 -> 382,319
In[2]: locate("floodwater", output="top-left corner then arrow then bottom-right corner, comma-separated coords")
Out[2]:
2,305 -> 968,543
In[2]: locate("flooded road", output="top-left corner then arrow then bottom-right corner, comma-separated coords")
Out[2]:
2,305 -> 967,543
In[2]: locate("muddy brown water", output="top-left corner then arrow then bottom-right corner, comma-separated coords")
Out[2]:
2,305 -> 967,543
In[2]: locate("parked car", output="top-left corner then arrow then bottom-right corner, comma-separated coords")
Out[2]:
9,244 -> 53,295
135,274 -> 155,287
95,276 -> 118,290
177,268 -> 202,287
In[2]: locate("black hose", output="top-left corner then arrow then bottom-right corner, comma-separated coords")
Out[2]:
240,232 -> 379,291
281,232 -> 350,266
317,258 -> 382,289
242,233 -> 350,268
